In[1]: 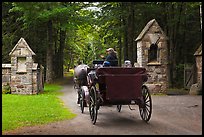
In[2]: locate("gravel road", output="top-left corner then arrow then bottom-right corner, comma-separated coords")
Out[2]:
3,78 -> 202,135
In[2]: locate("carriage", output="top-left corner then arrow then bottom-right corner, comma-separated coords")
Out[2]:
74,61 -> 152,125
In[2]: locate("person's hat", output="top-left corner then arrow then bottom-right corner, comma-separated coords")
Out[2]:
106,48 -> 114,52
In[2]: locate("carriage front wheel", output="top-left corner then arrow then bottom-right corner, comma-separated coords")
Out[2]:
139,85 -> 152,122
89,86 -> 98,125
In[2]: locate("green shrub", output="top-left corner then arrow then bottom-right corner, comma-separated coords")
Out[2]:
2,84 -> 11,94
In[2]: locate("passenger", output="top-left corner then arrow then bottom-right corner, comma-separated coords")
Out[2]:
104,48 -> 118,67
123,60 -> 132,67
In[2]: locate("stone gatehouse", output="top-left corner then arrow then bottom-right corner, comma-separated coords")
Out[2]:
194,44 -> 202,85
135,19 -> 168,93
2,38 -> 44,94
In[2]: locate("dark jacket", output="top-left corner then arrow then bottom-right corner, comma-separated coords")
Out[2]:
105,52 -> 118,66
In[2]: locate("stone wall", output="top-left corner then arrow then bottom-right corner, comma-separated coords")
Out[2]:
2,63 -> 43,94
32,70 -> 38,94
10,55 -> 34,94
196,55 -> 202,83
137,41 -> 143,67
2,64 -> 11,86
145,65 -> 168,93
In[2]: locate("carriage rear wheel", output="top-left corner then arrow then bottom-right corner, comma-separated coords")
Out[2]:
116,105 -> 122,112
79,88 -> 85,113
89,86 -> 98,124
139,85 -> 152,122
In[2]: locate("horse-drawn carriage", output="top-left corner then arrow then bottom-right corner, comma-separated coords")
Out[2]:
74,61 -> 152,125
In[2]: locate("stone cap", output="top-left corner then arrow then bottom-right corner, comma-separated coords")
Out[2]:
32,63 -> 38,70
2,64 -> 11,68
2,63 -> 41,71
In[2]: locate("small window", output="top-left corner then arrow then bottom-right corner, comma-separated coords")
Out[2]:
148,44 -> 158,63
17,57 -> 27,72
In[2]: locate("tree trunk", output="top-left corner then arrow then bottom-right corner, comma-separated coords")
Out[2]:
118,35 -> 122,66
130,3 -> 135,65
175,2 -> 183,65
57,29 -> 66,78
166,3 -> 174,88
183,3 -> 187,65
118,7 -> 122,66
172,2 -> 184,87
200,2 -> 202,30
123,22 -> 128,61
121,2 -> 128,62
46,20 -> 54,83
53,37 -> 58,79
127,4 -> 132,63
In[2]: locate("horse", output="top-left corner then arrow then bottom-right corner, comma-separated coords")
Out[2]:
73,64 -> 89,104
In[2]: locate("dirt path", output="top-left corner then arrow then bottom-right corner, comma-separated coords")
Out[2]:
2,77 -> 202,135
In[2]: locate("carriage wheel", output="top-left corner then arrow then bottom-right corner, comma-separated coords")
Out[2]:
139,85 -> 152,122
79,88 -> 85,113
89,86 -> 98,124
116,105 -> 122,112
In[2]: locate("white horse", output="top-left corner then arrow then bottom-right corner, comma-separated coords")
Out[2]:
74,64 -> 89,87
73,64 -> 89,105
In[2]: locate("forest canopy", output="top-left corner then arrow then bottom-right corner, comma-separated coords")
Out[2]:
2,2 -> 202,87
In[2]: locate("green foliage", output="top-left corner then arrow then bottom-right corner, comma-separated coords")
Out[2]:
2,2 -> 202,87
174,64 -> 185,88
2,84 -> 11,94
2,84 -> 76,132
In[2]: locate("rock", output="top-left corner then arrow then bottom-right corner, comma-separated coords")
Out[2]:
189,83 -> 201,95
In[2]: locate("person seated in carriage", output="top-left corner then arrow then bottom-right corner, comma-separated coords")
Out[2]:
103,48 -> 118,67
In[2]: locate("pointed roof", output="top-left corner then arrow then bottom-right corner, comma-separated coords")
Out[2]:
135,19 -> 166,42
9,37 -> 36,56
194,44 -> 202,56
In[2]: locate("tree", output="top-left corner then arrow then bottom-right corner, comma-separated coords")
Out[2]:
7,2 -> 93,83
3,2 -> 201,88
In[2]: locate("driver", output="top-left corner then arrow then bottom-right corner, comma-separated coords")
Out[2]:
104,48 -> 118,66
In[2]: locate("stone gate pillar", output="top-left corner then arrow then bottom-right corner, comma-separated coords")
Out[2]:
9,38 -> 36,94
135,19 -> 169,93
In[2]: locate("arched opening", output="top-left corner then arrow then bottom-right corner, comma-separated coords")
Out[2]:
148,44 -> 158,63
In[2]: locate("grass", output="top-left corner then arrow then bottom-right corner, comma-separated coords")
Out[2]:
166,88 -> 189,95
54,69 -> 74,85
150,88 -> 189,96
151,93 -> 167,96
65,69 -> 74,77
2,83 -> 77,132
